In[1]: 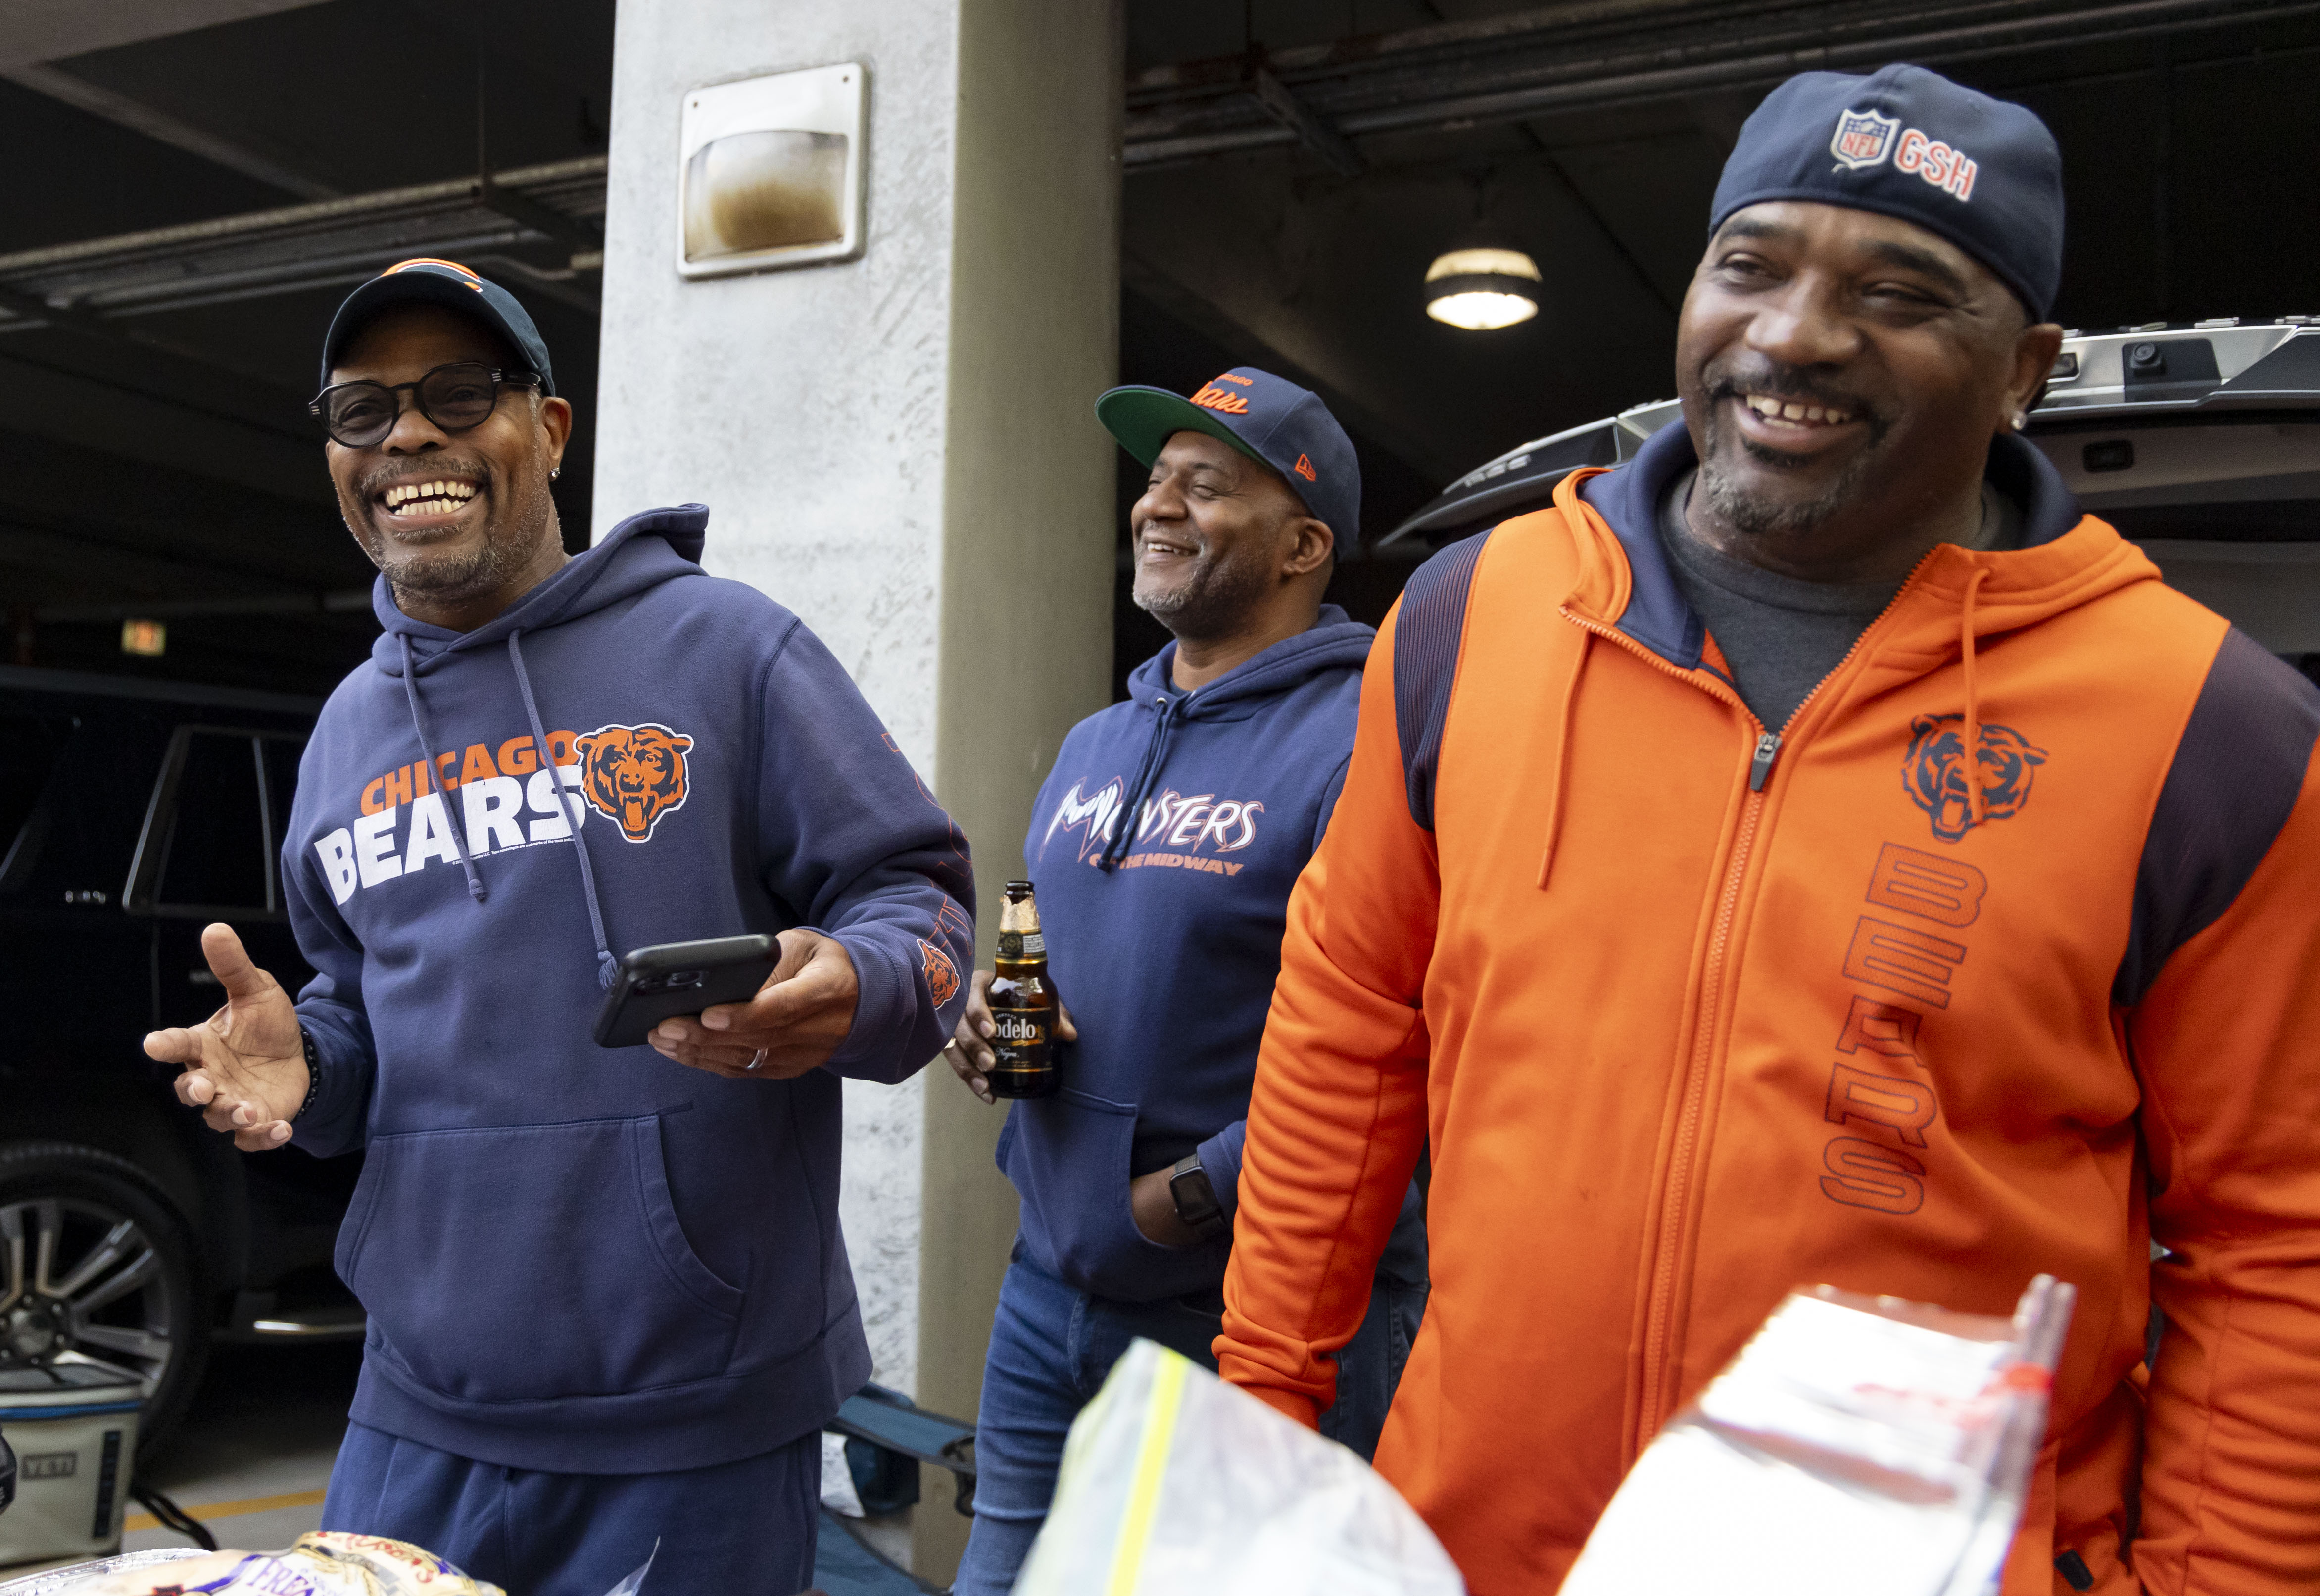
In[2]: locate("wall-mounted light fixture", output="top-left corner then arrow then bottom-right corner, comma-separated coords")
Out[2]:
1423,246 -> 1542,331
678,61 -> 866,279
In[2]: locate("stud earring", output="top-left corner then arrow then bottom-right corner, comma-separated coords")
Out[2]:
550,466 -> 561,481
2010,411 -> 2027,431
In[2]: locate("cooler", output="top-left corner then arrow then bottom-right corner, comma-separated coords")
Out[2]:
0,1369 -> 141,1570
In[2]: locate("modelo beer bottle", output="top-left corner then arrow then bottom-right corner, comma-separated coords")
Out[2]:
987,879 -> 1059,1099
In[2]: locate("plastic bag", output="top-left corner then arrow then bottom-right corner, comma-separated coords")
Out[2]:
1015,1338 -> 1464,1596
598,1543 -> 654,1596
1561,1274 -> 2075,1596
0,1551 -> 211,1596
1,1532 -> 504,1594
0,1534 -> 655,1596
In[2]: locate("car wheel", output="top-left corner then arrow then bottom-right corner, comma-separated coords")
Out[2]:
0,1141 -> 210,1460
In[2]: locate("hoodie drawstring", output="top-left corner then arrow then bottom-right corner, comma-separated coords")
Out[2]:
508,632 -> 621,989
1536,629 -> 1592,891
1959,567 -> 1989,831
397,634 -> 488,904
1098,692 -> 1181,872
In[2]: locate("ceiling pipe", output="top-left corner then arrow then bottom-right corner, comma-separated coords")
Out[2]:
1124,0 -> 2318,168
2,62 -> 340,200
0,155 -> 605,332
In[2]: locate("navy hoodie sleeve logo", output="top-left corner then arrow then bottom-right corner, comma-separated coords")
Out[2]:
919,939 -> 962,1006
575,722 -> 697,843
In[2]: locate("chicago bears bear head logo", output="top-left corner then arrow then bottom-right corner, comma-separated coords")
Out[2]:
918,939 -> 961,1007
1903,713 -> 2047,843
575,722 -> 695,843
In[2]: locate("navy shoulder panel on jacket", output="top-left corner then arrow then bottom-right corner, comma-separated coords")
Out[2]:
1394,529 -> 1492,832
2116,626 -> 2320,1005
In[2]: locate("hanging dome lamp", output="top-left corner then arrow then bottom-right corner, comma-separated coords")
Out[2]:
1423,246 -> 1544,330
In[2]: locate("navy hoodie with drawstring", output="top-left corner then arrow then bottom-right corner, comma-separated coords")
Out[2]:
280,505 -> 974,1475
998,606 -> 1400,1303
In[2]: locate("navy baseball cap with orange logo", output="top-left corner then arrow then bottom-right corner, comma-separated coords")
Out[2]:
1096,366 -> 1360,545
318,258 -> 557,395
1711,64 -> 2064,320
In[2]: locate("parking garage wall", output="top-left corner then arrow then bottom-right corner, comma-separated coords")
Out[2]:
593,0 -> 1119,1575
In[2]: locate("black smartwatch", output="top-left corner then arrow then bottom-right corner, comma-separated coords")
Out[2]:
1168,1153 -> 1228,1241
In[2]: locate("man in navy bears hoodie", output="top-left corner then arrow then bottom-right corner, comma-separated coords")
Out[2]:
943,367 -> 1429,1596
142,259 -> 975,1596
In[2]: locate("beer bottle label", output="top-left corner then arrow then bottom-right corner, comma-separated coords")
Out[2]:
992,1013 -> 1045,1044
997,932 -> 1047,959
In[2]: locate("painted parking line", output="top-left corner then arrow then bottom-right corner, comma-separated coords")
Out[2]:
124,1488 -> 328,1533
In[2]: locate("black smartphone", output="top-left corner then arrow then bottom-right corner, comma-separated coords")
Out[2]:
593,934 -> 780,1049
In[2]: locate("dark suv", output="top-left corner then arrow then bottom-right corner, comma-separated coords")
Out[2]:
0,665 -> 363,1456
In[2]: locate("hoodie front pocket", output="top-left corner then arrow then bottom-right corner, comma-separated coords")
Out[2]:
1009,1088 -> 1227,1300
337,1113 -> 744,1403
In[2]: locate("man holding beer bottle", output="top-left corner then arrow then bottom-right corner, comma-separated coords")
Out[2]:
943,369 -> 1427,1596
980,879 -> 1058,1093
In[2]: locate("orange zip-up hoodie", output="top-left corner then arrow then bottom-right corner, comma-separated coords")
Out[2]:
1217,422 -> 2320,1595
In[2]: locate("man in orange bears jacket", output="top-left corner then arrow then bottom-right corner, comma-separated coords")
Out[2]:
1216,63 -> 2320,1595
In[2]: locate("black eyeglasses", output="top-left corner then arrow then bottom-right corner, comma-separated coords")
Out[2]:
309,361 -> 541,448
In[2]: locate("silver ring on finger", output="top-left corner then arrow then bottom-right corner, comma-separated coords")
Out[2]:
747,1048 -> 768,1072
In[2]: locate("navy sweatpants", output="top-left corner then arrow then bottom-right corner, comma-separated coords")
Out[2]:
319,1422 -> 819,1596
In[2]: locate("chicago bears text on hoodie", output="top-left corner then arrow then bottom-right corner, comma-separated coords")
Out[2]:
283,504 -> 973,1475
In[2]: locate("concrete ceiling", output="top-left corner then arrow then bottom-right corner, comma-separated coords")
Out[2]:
3,0 -> 2318,692
0,0 -> 331,70
0,0 -> 613,692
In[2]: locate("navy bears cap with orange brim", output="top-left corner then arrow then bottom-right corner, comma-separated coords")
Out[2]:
1097,366 -> 1360,547
319,257 -> 557,396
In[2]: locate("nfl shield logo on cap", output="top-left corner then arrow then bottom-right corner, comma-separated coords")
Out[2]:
1830,108 -> 1900,170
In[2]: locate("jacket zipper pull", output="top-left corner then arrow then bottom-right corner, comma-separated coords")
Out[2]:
1748,731 -> 1782,792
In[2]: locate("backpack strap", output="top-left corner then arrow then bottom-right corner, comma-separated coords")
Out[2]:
1393,529 -> 1494,832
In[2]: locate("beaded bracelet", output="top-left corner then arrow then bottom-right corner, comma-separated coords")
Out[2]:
292,1027 -> 323,1124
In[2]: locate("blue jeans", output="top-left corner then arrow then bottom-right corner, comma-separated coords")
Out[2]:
951,1231 -> 1427,1596
321,1421 -> 818,1596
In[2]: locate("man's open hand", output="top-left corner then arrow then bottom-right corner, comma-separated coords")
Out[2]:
145,923 -> 307,1151
649,928 -> 860,1080
942,968 -> 1078,1104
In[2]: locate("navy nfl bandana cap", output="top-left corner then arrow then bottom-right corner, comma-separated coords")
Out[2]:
1711,64 -> 2064,321
319,258 -> 557,395
1096,367 -> 1360,546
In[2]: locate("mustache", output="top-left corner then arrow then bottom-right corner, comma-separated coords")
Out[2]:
355,457 -> 494,498
1704,364 -> 1880,425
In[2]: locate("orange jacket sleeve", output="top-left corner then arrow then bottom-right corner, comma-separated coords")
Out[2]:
1217,599 -> 1437,1424
2129,740 -> 2320,1593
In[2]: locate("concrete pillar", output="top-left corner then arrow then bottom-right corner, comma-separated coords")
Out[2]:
593,0 -> 1120,1579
